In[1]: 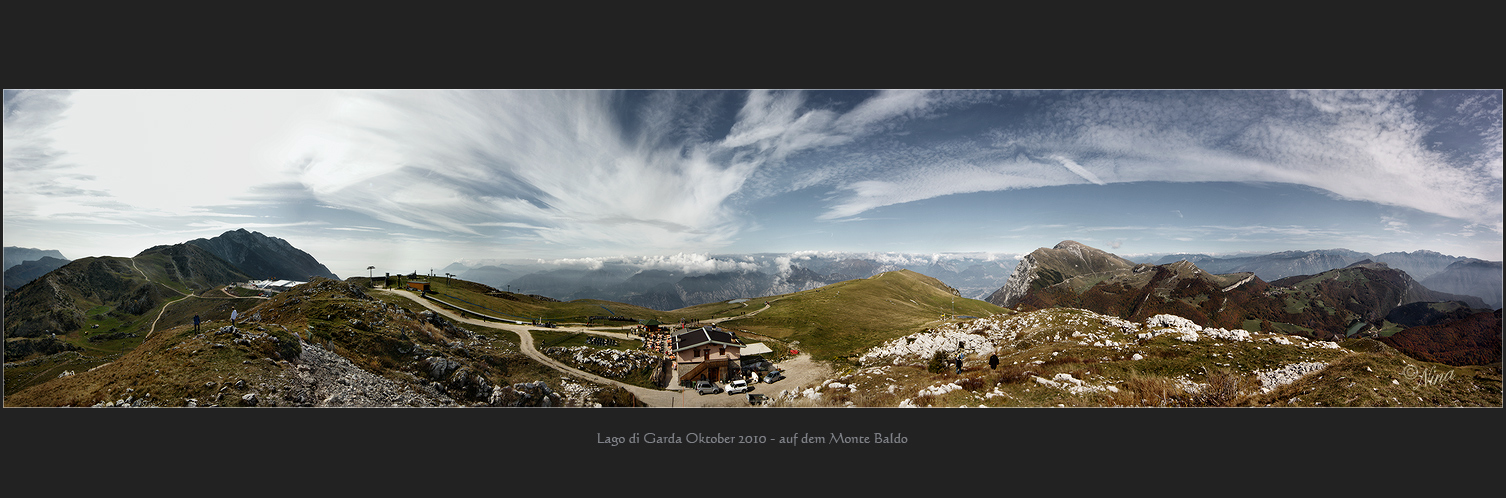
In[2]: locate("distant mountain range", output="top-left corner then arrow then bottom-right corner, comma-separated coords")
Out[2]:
440,245 -> 1500,313
448,253 -> 1020,311
4,246 -> 72,294
987,241 -> 1494,340
4,246 -> 68,271
186,229 -> 338,281
1148,248 -> 1472,282
1141,248 -> 1500,310
1421,259 -> 1503,310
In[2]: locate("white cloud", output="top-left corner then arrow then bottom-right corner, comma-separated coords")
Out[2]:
1381,216 -> 1410,234
1053,155 -> 1105,185
288,91 -> 762,255
634,253 -> 762,274
817,157 -> 1062,220
807,90 -> 1502,232
7,89 -> 1501,269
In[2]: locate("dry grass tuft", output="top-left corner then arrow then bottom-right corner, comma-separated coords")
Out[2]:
956,376 -> 986,391
995,363 -> 1037,385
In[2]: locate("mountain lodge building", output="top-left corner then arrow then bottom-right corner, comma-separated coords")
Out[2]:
673,325 -> 744,385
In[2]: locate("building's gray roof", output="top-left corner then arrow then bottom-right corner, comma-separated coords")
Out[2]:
674,326 -> 740,353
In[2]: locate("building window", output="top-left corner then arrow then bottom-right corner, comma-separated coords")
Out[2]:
719,346 -> 726,355
692,349 -> 699,358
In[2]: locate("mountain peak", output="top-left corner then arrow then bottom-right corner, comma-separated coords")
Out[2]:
987,241 -> 1135,308
1053,240 -> 1087,250
186,230 -> 337,281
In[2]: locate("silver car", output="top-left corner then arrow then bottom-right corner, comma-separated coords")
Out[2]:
693,380 -> 721,395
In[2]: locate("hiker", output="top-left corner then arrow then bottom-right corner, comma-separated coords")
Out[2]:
989,352 -> 999,370
231,308 -> 238,326
954,354 -> 963,374
194,315 -> 200,332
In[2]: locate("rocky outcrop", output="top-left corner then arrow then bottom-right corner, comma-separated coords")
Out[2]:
987,256 -> 1039,310
1254,362 -> 1329,394
488,381 -> 562,407
276,341 -> 456,407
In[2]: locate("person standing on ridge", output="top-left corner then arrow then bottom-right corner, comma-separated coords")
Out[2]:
989,352 -> 999,370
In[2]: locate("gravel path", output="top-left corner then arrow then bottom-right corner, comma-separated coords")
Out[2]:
374,288 -> 829,407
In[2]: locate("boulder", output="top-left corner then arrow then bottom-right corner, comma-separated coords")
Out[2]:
420,356 -> 462,381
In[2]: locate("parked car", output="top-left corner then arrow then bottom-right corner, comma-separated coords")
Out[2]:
725,379 -> 752,395
762,370 -> 785,384
693,380 -> 721,395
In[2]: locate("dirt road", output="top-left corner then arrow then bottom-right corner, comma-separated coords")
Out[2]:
374,288 -> 830,407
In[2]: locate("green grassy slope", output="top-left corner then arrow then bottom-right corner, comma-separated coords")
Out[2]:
720,270 -> 1012,362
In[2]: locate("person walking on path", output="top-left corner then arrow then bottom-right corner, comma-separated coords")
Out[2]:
954,352 -> 964,374
989,352 -> 999,370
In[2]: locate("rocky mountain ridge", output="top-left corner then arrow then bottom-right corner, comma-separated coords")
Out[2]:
986,241 -> 1491,341
186,229 -> 338,281
986,240 -> 1136,309
1150,248 -> 1480,283
4,256 -> 71,294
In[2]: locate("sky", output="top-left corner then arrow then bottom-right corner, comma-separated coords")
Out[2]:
4,89 -> 1502,279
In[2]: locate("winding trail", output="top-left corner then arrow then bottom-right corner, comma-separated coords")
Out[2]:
373,289 -> 822,407
132,256 -> 191,338
128,256 -> 264,338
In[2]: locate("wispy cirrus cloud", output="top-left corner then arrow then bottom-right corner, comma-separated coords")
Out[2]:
804,90 -> 1503,236
2,90 -> 74,172
6,89 -> 1501,274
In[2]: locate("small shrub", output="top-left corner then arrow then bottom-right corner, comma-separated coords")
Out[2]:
927,350 -> 949,374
